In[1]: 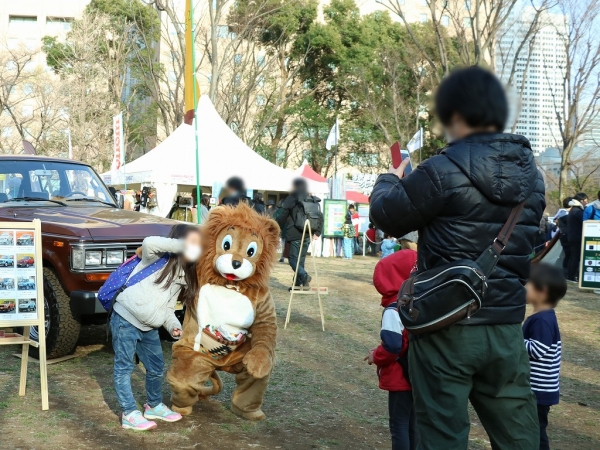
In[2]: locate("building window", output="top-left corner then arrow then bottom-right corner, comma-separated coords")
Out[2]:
9,16 -> 37,28
46,18 -> 72,34
420,14 -> 428,23
1,127 -> 13,138
217,25 -> 229,38
257,55 -> 266,67
256,95 -> 266,106
441,15 -> 449,26
230,121 -> 239,132
419,0 -> 427,6
463,17 -> 472,27
23,84 -> 34,95
464,0 -> 471,10
5,61 -> 17,71
22,105 -> 33,117
234,54 -> 242,65
257,76 -> 265,88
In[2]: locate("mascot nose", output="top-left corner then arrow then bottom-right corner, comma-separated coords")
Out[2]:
232,260 -> 242,270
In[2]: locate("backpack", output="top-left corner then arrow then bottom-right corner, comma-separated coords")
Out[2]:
98,254 -> 169,312
294,198 -> 323,233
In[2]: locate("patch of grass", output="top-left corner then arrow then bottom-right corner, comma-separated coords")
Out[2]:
1,258 -> 599,449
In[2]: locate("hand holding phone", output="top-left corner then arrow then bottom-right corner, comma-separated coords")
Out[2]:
389,143 -> 413,178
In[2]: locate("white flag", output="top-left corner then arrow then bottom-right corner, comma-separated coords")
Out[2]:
326,117 -> 340,150
111,112 -> 124,171
67,129 -> 73,159
406,128 -> 423,153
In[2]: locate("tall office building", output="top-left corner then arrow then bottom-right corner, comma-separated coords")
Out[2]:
496,9 -> 567,155
0,1 -> 91,62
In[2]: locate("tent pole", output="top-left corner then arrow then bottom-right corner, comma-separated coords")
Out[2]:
191,1 -> 201,224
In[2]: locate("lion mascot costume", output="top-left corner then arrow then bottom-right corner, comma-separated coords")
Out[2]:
167,202 -> 279,421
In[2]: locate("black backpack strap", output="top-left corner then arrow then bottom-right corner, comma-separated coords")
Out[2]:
476,202 -> 525,277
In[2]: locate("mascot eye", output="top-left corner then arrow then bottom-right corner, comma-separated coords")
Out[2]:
222,234 -> 233,251
246,242 -> 258,257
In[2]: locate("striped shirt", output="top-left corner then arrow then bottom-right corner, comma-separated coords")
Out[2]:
522,309 -> 561,405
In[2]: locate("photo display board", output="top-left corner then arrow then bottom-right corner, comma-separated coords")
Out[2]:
580,221 -> 600,289
0,220 -> 48,410
0,228 -> 39,322
323,199 -> 348,237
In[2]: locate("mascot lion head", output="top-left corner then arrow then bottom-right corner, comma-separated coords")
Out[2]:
199,202 -> 280,290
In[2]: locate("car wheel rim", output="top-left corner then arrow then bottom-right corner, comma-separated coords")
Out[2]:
30,297 -> 50,342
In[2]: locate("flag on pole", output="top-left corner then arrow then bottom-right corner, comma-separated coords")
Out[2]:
111,112 -> 124,171
326,117 -> 340,150
184,0 -> 200,125
67,129 -> 73,159
406,128 -> 423,153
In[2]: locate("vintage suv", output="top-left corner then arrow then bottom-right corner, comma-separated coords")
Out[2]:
0,155 -> 176,358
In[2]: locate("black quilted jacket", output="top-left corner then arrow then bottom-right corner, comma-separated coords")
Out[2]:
370,133 -> 546,325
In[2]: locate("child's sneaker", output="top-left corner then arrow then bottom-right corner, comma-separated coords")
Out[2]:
122,410 -> 157,431
144,403 -> 182,422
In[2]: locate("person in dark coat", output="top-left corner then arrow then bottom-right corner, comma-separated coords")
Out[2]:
274,178 -> 323,288
265,199 -> 276,218
253,192 -> 266,215
369,67 -> 545,450
555,196 -> 573,277
220,176 -> 263,214
566,192 -> 588,281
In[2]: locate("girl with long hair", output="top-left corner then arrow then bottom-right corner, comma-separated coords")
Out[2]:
110,224 -> 201,431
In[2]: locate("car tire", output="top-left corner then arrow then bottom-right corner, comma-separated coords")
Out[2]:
21,268 -> 81,360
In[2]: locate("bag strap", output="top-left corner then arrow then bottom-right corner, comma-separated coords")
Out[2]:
106,254 -> 169,341
476,202 -> 525,277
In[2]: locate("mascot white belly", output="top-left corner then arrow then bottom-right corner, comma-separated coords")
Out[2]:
193,284 -> 255,354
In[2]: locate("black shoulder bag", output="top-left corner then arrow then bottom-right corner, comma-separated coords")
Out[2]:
398,202 -> 525,335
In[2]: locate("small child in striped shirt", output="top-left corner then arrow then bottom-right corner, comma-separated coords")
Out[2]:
523,263 -> 567,450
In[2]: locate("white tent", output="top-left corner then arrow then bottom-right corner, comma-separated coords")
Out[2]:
102,95 -> 327,215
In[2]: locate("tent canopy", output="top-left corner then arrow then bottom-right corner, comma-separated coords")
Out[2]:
346,190 -> 369,203
102,95 -> 328,195
296,159 -> 327,182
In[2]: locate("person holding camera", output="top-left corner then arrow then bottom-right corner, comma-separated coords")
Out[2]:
370,67 -> 546,449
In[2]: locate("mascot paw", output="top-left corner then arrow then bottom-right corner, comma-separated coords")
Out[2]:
231,404 -> 267,421
171,404 -> 193,416
243,347 -> 272,379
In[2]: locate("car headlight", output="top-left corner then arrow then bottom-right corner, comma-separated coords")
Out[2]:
85,251 -> 102,266
71,248 -> 85,270
106,250 -> 124,265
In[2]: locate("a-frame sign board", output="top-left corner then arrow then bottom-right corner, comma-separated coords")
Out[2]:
0,219 -> 49,410
284,219 -> 328,331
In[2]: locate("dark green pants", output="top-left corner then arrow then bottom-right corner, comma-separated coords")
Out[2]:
408,324 -> 539,450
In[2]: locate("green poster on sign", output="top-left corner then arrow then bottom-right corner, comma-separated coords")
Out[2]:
579,221 -> 600,289
323,199 -> 347,237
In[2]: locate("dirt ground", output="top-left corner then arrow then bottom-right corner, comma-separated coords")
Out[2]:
1,256 -> 599,449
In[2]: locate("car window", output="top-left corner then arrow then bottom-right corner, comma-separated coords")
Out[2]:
0,160 -> 113,205
0,173 -> 23,199
65,169 -> 110,201
28,169 -> 60,197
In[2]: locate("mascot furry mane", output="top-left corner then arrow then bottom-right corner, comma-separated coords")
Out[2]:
199,202 -> 279,292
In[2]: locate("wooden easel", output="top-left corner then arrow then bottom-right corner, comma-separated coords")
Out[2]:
284,219 -> 328,331
0,220 -> 49,410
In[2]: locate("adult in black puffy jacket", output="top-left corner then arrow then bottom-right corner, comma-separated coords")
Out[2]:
370,67 -> 545,450
566,192 -> 588,281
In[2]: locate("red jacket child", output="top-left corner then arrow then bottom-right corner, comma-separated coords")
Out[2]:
371,250 -> 416,391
